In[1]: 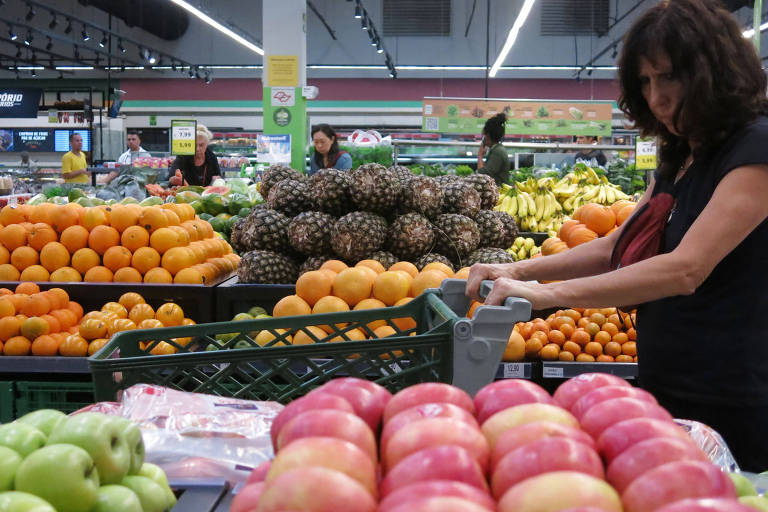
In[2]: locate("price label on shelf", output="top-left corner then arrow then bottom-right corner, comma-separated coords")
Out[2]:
502,363 -> 526,378
635,136 -> 658,170
171,119 -> 196,156
542,366 -> 565,378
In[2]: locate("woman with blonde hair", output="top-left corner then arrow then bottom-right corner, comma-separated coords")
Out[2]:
171,123 -> 221,186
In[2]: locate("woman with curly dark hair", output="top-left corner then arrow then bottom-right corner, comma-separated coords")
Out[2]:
466,0 -> 768,470
477,113 -> 510,185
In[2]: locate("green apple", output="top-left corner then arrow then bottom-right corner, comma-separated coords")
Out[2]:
248,307 -> 268,317
47,412 -> 130,485
232,313 -> 253,321
108,417 -> 145,475
730,472 -> 759,497
0,423 -> 46,457
94,485 -> 143,512
138,463 -> 177,508
740,495 -> 768,511
120,476 -> 169,512
16,410 -> 67,437
14,444 -> 99,512
0,446 -> 21,491
0,491 -> 56,512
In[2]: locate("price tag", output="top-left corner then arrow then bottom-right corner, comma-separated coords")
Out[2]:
389,363 -> 402,374
503,363 -> 526,378
543,366 -> 564,378
170,119 -> 196,156
635,137 -> 657,170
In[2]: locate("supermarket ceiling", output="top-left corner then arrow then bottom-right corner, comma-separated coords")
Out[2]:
0,0 -> 763,80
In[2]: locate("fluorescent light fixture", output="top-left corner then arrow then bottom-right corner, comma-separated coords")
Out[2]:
309,64 -> 386,69
168,0 -> 264,55
56,66 -> 94,70
16,66 -> 43,70
743,21 -> 768,38
489,0 -> 536,77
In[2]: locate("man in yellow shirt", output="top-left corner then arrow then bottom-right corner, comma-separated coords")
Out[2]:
61,132 -> 90,184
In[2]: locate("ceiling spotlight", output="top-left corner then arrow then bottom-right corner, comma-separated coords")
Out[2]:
64,18 -> 72,34
148,53 -> 157,64
23,31 -> 32,46
8,25 -> 17,41
118,39 -> 125,53
25,5 -> 35,21
81,25 -> 90,41
204,70 -> 211,84
361,16 -> 368,30
31,68 -> 36,77
370,34 -> 378,46
354,2 -> 362,18
49,13 -> 57,29
587,68 -> 593,76
98,33 -> 107,48
376,43 -> 384,54
46,37 -> 52,51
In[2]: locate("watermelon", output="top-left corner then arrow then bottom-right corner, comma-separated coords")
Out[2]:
201,194 -> 228,215
175,191 -> 201,204
203,186 -> 230,196
238,207 -> 251,218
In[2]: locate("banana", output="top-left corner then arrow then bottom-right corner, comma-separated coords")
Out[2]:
507,194 -> 518,216
516,194 -> 528,218
534,193 -> 544,221
597,186 -> 607,204
606,186 -> 616,204
524,192 -> 536,216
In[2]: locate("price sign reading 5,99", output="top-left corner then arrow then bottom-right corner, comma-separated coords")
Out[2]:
171,119 -> 197,156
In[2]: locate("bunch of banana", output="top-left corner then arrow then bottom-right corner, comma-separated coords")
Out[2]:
560,182 -> 633,214
506,236 -> 541,261
496,179 -> 566,233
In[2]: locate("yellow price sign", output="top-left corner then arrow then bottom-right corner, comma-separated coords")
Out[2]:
635,137 -> 658,170
171,120 -> 196,156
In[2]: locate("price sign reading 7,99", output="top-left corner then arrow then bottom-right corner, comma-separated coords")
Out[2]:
171,119 -> 197,156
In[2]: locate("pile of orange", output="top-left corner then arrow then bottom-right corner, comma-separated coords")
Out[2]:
0,203 -> 239,284
541,201 -> 637,255
501,307 -> 638,363
78,292 -> 195,356
0,282 -> 86,357
260,259 -> 467,345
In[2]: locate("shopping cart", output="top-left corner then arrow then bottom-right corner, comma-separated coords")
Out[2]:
89,279 -> 532,403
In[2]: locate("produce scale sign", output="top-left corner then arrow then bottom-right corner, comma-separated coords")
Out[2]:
170,119 -> 196,156
422,97 -> 613,136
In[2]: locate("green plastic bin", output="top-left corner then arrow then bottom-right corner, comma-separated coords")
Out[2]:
89,279 -> 531,403
0,382 -> 13,423
14,381 -> 95,417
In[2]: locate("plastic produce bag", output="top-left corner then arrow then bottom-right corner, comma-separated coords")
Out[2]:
675,418 -> 739,472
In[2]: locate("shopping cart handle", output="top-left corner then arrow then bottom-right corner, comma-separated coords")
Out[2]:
479,279 -> 532,311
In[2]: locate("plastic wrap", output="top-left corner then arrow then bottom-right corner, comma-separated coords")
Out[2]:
675,418 -> 739,472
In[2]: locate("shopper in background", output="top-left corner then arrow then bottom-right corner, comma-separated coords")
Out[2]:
19,152 -> 30,168
61,132 -> 90,184
309,124 -> 352,176
467,0 -> 768,471
477,113 -> 510,186
574,135 -> 607,167
171,124 -> 220,186
107,131 -> 153,184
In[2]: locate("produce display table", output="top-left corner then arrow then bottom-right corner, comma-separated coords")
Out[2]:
0,355 -> 89,374
541,361 -> 639,380
169,479 -> 232,512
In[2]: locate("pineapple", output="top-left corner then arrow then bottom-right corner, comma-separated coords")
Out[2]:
433,214 -> 481,265
266,179 -> 311,217
389,165 -> 415,191
464,173 -> 499,210
288,211 -> 335,256
229,208 -> 291,254
466,247 -> 515,266
434,174 -> 461,187
237,250 -> 299,284
386,213 -> 435,260
350,163 -> 401,214
260,164 -> 304,199
473,210 -> 506,248
493,211 -> 519,249
441,180 -> 482,217
369,251 -> 398,269
299,255 -> 330,275
331,211 -> 389,262
400,176 -> 443,219
309,168 -> 353,216
414,253 -> 454,272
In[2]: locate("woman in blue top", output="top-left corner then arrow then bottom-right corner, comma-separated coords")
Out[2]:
309,124 -> 352,176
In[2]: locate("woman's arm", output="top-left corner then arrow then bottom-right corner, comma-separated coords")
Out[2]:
482,165 -> 768,308
337,152 -> 353,171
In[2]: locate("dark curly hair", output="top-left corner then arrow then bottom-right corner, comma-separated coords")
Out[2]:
618,0 -> 768,179
482,113 -> 507,144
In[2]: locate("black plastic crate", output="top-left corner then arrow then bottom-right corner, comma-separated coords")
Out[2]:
214,276 -> 295,321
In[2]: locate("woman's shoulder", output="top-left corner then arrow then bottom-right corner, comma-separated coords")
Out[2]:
336,152 -> 353,168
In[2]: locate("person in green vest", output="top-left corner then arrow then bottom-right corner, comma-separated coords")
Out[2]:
61,132 -> 90,184
477,113 -> 510,185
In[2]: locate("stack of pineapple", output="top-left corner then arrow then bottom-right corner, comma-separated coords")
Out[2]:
233,164 -> 519,284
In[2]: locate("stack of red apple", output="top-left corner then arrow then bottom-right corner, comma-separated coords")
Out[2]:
231,375 -> 751,512
0,409 -> 175,512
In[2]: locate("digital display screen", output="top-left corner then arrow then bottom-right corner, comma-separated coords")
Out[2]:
14,129 -> 54,152
0,130 -> 13,151
54,130 -> 91,152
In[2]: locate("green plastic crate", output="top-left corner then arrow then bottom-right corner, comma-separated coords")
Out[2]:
14,381 -> 95,418
0,382 -> 13,423
89,280 -> 531,403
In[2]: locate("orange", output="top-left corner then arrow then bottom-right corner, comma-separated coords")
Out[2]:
144,267 -> 173,283
31,335 -> 58,356
108,318 -> 136,337
0,204 -> 27,225
0,288 -> 10,295
83,266 -> 113,282
108,205 -> 140,232
155,303 -> 184,326
320,260 -> 348,273
19,265 -> 49,282
179,221 -> 201,242
101,302 -> 128,319
114,267 -> 143,283
28,204 -> 55,225
597,354 -> 615,363
421,262 -> 454,277
172,268 -> 204,284
353,298 -> 388,331
525,337 -> 544,357
129,303 -> 155,325
616,354 -> 634,363
589,312 -> 607,326
102,246 -> 132,272
60,225 -> 90,253
273,295 -> 312,318
187,243 -> 207,264
50,266 -> 82,282
547,329 -> 566,346
311,295 -> 350,333
139,207 -> 168,232
131,247 -> 161,275
4,335 -> 31,356
28,224 -> 58,252
552,316 -> 576,330
355,259 -> 386,274
137,318 -> 163,330
15,282 -> 39,295
594,331 -> 612,346
332,268 -> 374,307
168,226 -> 191,247
561,309 -> 581,321
602,322 -> 620,337
388,261 -> 418,278
50,205 -> 80,233
87,338 -> 109,356
559,351 -> 575,361
503,331 -> 526,362
80,207 -> 108,231
584,322 -> 600,338
540,343 -> 561,361
531,319 -> 551,335
453,267 -> 471,280
39,242 -> 70,272
161,247 -> 194,275
0,264 -> 19,281
606,313 -> 622,326
21,294 -> 51,317
372,325 -> 397,339
570,329 -> 591,347
195,219 -> 214,239
563,340 -> 582,356
0,246 -> 9,265
20,316 -> 49,339
585,341 -> 603,357
296,271 -> 333,307
10,246 -> 39,271
604,341 -> 622,357
372,271 -> 411,306
292,325 -> 328,345
88,225 -> 120,255
150,227 -> 181,254
467,301 -> 481,319
66,301 -> 83,321
576,353 -> 596,362
50,309 -> 77,331
612,332 -> 629,345
621,341 -> 637,356
627,327 -> 637,341
0,224 -> 27,252
39,314 -> 60,334
121,225 -> 150,252
329,328 -> 366,342
410,270 -> 447,297
79,318 -> 108,340
391,297 -> 417,331
162,209 -> 181,226
118,292 -> 145,312
0,316 -> 20,341
0,297 -> 14,318
530,331 -> 549,346
19,222 -> 33,233
58,334 -> 88,357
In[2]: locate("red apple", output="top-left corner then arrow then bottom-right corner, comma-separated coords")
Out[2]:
246,460 -> 271,485
230,482 -> 264,512
655,498 -> 758,512
379,445 -> 488,497
621,460 -> 737,512
383,417 -> 489,472
571,386 -> 658,421
597,417 -> 692,463
266,437 -> 377,497
497,471 -> 623,512
384,497 -> 494,512
606,437 -> 708,493
256,467 -> 376,512
491,421 -> 595,472
312,378 -> 391,431
269,393 -> 353,450
383,383 -> 474,424
474,380 -> 553,424
276,409 -> 377,463
491,437 -> 604,499
559,509 -> 619,512
481,403 -> 579,448
378,480 -> 495,512
580,397 -> 674,440
380,402 -> 478,456
554,373 -> 631,411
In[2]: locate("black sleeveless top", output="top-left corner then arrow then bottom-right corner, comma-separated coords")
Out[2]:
637,116 -> 768,406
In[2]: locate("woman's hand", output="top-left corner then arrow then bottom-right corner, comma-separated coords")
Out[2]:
465,263 -> 516,301
482,277 -> 552,310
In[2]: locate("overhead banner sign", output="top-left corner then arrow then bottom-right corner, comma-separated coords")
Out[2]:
0,88 -> 42,118
635,136 -> 658,170
422,97 -> 613,136
170,119 -> 196,156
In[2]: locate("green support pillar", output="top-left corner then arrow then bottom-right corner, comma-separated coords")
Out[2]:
754,0 -> 763,54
